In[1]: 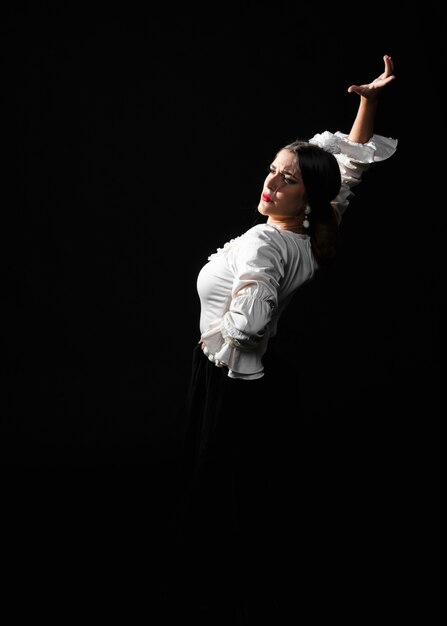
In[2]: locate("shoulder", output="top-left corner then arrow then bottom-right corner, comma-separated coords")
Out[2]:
243,224 -> 310,251
235,224 -> 305,268
242,223 -> 285,245
237,224 -> 289,257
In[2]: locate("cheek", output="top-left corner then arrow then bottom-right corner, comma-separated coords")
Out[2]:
283,188 -> 305,212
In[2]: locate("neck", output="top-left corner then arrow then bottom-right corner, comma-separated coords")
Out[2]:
267,217 -> 305,234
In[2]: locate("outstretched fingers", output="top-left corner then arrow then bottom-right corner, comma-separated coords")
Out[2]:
383,54 -> 394,77
347,54 -> 396,96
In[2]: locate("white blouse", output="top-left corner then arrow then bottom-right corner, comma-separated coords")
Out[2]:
197,130 -> 398,380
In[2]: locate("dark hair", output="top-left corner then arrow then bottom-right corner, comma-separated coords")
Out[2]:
283,140 -> 341,265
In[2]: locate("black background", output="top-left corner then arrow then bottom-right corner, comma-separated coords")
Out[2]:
1,1 -> 444,620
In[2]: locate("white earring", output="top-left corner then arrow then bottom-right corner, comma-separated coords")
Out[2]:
303,205 -> 311,229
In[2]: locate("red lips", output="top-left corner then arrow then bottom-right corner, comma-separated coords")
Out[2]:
262,193 -> 272,202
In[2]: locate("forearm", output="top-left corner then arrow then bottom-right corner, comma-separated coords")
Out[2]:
348,96 -> 379,144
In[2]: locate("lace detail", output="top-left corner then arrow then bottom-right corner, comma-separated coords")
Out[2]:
208,236 -> 241,260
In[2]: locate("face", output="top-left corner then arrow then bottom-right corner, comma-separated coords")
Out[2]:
257,149 -> 307,229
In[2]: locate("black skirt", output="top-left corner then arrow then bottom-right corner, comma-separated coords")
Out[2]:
178,344 -> 275,541
183,344 -> 274,467
168,345 -> 281,619
166,343 -> 323,622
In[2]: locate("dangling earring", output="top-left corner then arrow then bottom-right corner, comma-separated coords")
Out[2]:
303,205 -> 311,229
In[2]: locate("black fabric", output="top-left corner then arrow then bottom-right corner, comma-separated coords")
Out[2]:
168,345 -> 281,622
178,345 -> 274,547
165,344 -> 360,623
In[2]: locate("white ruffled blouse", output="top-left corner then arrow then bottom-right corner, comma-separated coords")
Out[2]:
197,130 -> 398,379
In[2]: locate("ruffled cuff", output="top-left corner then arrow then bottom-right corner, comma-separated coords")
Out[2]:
309,130 -> 398,163
201,322 -> 229,368
200,323 -> 265,378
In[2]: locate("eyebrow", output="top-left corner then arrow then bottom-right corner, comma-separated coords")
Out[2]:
276,166 -> 301,181
270,163 -> 301,180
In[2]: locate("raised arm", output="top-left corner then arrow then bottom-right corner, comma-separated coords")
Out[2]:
347,54 -> 396,144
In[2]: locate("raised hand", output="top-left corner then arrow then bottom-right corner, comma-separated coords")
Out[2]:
347,54 -> 396,100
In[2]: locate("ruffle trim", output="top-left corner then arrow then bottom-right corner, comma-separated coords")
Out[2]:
208,236 -> 241,261
201,323 -> 265,379
309,130 -> 398,163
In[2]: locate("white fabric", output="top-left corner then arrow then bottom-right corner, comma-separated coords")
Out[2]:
310,131 -> 398,223
198,131 -> 398,379
198,226 -> 315,379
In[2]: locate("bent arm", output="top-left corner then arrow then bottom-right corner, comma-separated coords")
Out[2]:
347,54 -> 396,144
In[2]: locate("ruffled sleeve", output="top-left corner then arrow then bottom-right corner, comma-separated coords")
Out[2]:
309,130 -> 398,223
201,226 -> 286,379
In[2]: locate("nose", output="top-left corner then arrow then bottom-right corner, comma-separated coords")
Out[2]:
267,172 -> 284,192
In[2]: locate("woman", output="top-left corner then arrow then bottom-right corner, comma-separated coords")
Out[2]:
170,54 -> 398,622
